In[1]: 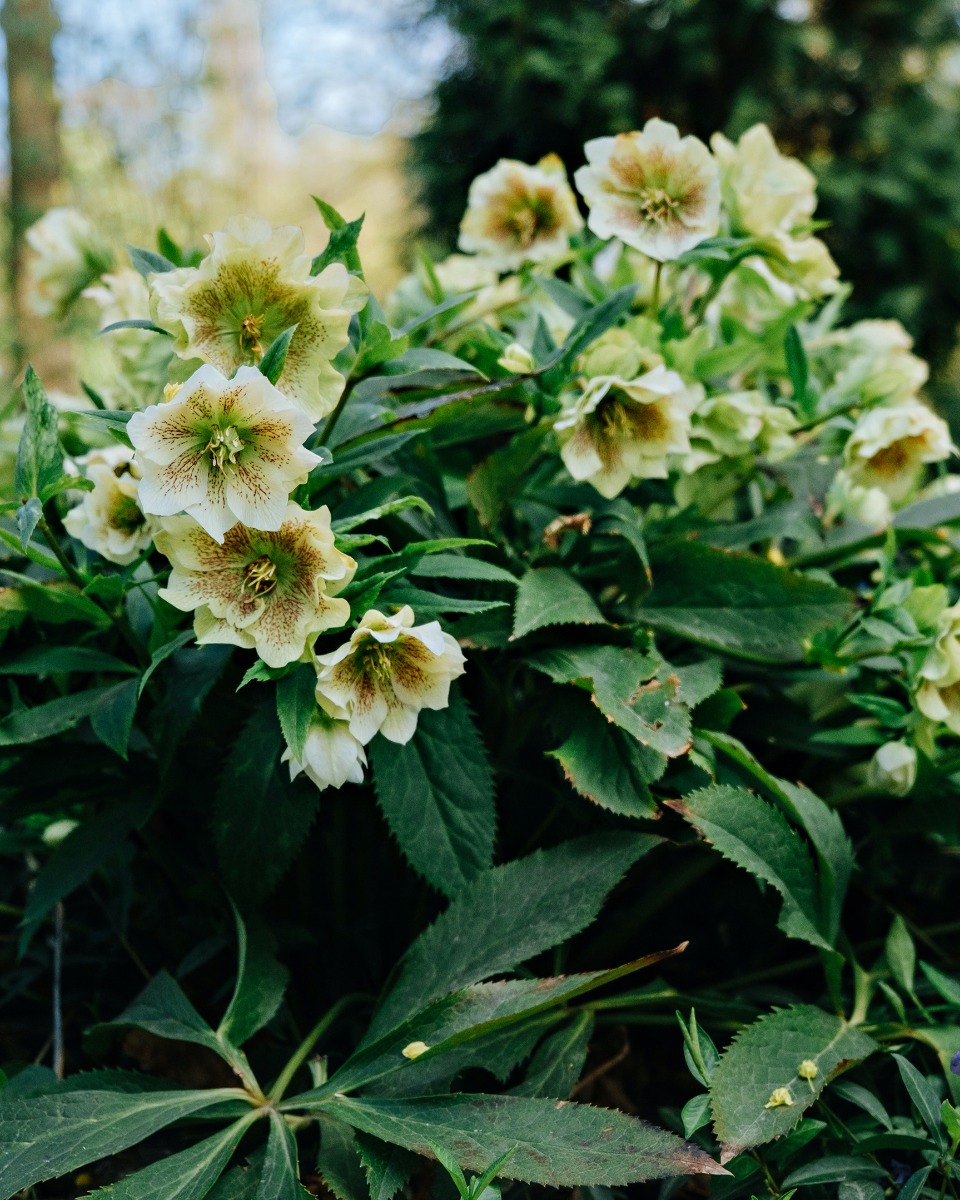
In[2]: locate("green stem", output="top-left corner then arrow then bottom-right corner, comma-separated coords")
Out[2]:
38,515 -> 86,588
651,261 -> 663,316
269,992 -> 367,1103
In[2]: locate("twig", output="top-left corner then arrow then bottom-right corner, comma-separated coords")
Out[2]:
570,1032 -> 630,1098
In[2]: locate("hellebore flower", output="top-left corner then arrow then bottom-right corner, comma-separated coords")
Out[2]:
281,694 -> 367,792
150,216 -> 366,420
843,399 -> 954,505
129,363 -> 322,543
575,119 -> 720,261
459,155 -> 583,271
155,503 -> 354,668
314,606 -> 466,746
62,445 -> 155,565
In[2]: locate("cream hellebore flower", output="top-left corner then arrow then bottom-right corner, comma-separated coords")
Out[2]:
83,267 -> 173,409
26,207 -> 114,318
711,123 -> 817,240
684,390 -> 796,472
825,471 -> 892,531
128,364 -> 322,543
281,694 -> 367,792
823,320 -> 929,408
556,364 -> 700,498
458,155 -> 583,271
574,119 -> 720,261
915,602 -> 960,734
867,741 -> 917,796
315,606 -> 466,746
150,216 -> 367,420
843,398 -> 954,505
709,123 -> 839,298
154,503 -> 355,668
63,445 -> 156,565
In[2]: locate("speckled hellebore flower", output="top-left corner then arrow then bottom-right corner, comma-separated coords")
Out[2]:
574,119 -> 720,261
281,694 -> 367,792
62,444 -> 155,565
555,364 -> 700,499
128,364 -> 322,543
843,398 -> 954,505
314,606 -> 466,746
150,216 -> 367,420
154,503 -> 355,668
458,155 -> 583,271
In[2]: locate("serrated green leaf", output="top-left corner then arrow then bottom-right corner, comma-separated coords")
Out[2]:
15,367 -> 65,503
542,285 -> 637,381
365,833 -> 658,1041
0,1087 -> 246,1198
549,698 -> 663,818
313,1093 -> 724,1185
84,1114 -> 258,1200
709,1005 -> 877,1161
886,917 -> 917,996
86,969 -> 223,1059
466,427 -> 549,529
332,496 -> 434,532
368,690 -> 495,898
219,908 -> 289,1050
255,1111 -> 305,1200
410,554 -> 517,586
0,644 -> 138,676
317,1116 -> 369,1200
667,784 -> 830,952
526,645 -> 691,757
0,685 -> 123,746
512,1011 -> 594,1099
276,664 -> 319,763
355,1133 -> 417,1200
640,541 -> 853,664
512,568 -> 605,639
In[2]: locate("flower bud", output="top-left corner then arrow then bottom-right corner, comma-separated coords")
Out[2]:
42,818 -> 80,847
868,742 -> 917,796
497,342 -> 535,374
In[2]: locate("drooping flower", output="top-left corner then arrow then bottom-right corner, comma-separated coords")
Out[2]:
574,119 -> 720,261
818,320 -> 929,408
154,503 -> 355,668
314,606 -> 466,746
683,390 -> 796,472
711,123 -> 817,240
867,741 -> 918,796
710,124 -> 839,299
843,398 -> 954,504
825,471 -> 892,531
556,364 -> 701,498
26,207 -> 114,318
459,155 -> 583,271
128,364 -> 322,543
281,694 -> 367,792
150,216 -> 367,420
62,445 -> 155,565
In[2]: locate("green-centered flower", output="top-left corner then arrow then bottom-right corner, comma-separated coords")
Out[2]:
556,364 -> 701,498
459,154 -> 583,272
155,502 -> 355,668
129,364 -> 322,543
62,445 -> 155,565
150,216 -> 367,420
574,119 -> 720,261
315,606 -> 466,745
843,398 -> 954,504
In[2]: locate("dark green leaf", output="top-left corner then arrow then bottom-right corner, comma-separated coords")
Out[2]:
256,1111 -> 305,1200
0,645 -> 138,675
259,325 -> 299,386
139,629 -> 195,698
512,1011 -> 594,1098
317,1116 -> 369,1200
893,1053 -> 947,1150
312,1093 -> 724,1185
0,1088 -> 244,1198
512,568 -> 605,639
219,909 -> 289,1049
86,969 -> 222,1059
781,1158 -> 887,1187
785,327 -> 814,419
276,664 -> 319,763
90,678 -> 139,758
369,690 -> 495,897
99,318 -> 171,336
0,685 -> 124,746
15,367 -> 65,503
410,554 -> 517,586
355,1134 -> 417,1200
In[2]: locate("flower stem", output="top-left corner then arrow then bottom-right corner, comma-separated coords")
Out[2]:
269,992 -> 368,1103
651,260 -> 663,315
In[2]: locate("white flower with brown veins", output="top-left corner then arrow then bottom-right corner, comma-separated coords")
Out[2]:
154,503 -> 355,668
129,363 -> 323,543
149,216 -> 367,421
314,606 -> 466,746
62,444 -> 155,566
574,119 -> 720,261
281,694 -> 367,792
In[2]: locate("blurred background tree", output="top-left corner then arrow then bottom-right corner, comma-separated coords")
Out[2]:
409,0 -> 960,394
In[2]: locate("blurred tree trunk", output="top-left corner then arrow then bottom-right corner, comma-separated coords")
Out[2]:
2,0 -> 62,375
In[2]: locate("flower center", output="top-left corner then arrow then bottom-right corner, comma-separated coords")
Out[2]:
239,312 -> 266,358
111,495 -> 146,535
206,424 -> 245,471
865,435 -> 926,478
638,187 -> 680,223
242,554 -> 278,596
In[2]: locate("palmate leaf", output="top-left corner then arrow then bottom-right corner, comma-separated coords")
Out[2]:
309,1093 -> 726,1185
364,833 -> 658,1041
709,1005 -> 877,1162
368,690 -> 496,898
640,540 -> 853,664
666,785 -> 831,953
355,1133 -> 418,1200
0,1087 -> 246,1199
